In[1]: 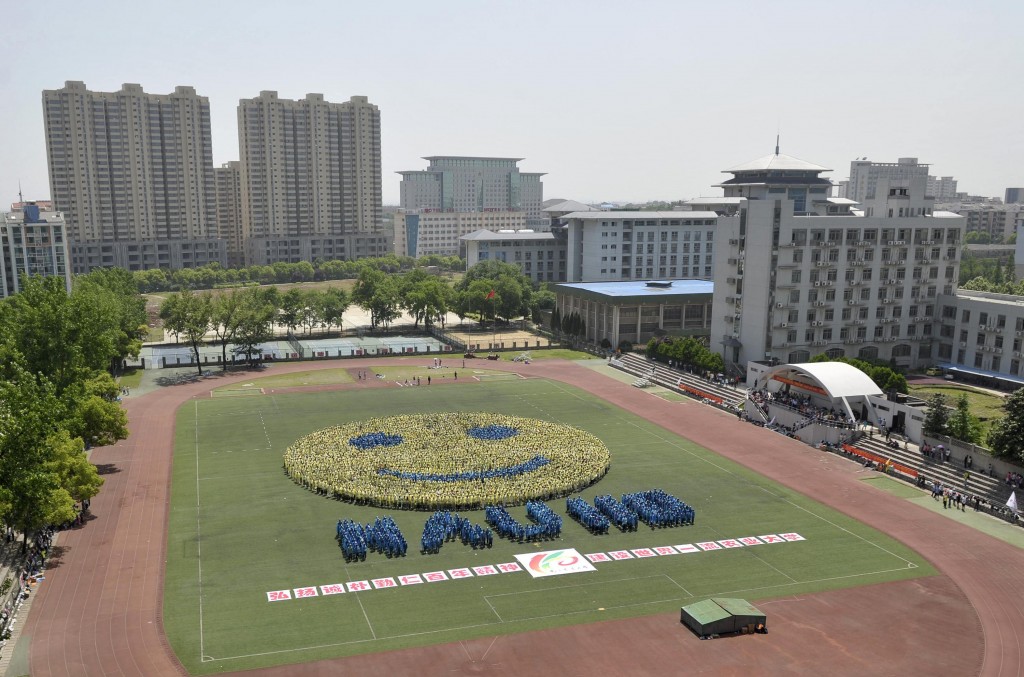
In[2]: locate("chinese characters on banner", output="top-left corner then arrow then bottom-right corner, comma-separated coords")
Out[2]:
266,534 -> 805,601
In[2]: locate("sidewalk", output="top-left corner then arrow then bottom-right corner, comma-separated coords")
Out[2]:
0,533 -> 55,677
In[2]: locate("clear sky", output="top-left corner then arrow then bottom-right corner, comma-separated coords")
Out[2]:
2,0 -> 1022,207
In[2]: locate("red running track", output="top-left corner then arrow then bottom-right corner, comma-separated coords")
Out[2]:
23,359 -> 1024,676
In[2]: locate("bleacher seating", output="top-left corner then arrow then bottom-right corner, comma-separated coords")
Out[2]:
613,353 -> 744,408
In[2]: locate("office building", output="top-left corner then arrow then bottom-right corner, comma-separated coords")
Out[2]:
1,203 -> 72,298
461,229 -> 566,284
394,210 -> 526,258
562,211 -> 719,283
553,279 -> 714,348
398,157 -> 545,227
238,92 -> 384,263
710,150 -> 965,373
42,81 -> 224,272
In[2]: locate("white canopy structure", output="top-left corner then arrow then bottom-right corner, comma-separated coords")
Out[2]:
760,362 -> 884,426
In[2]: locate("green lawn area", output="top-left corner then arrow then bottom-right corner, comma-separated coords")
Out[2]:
117,367 -> 144,390
213,367 -> 357,392
165,378 -> 933,674
212,365 -> 513,393
489,348 -> 592,361
908,384 -> 1006,437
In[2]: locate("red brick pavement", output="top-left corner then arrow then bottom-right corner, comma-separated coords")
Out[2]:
22,359 -> 1024,676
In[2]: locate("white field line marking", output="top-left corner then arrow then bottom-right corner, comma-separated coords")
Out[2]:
206,620 -> 501,662
208,563 -> 917,662
484,573 -> 671,599
662,573 -> 692,597
490,564 -> 917,625
257,410 -> 272,448
194,400 -> 207,662
479,636 -> 499,662
343,562 -> 377,640
609,412 -> 919,568
483,595 -> 503,622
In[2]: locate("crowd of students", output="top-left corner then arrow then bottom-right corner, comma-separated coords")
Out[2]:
622,489 -> 696,527
748,388 -> 856,430
335,516 -> 408,561
284,412 -> 611,510
484,501 -> 562,542
594,495 -> 639,531
419,511 -> 492,554
566,497 -> 611,533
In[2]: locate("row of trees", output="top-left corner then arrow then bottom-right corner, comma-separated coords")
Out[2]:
959,276 -> 1024,296
159,260 -> 552,372
644,336 -> 725,374
922,392 -> 983,444
550,309 -> 586,342
133,255 -> 464,293
987,389 -> 1024,463
963,230 -> 1017,246
923,388 -> 1024,463
0,270 -> 144,547
959,254 -> 1015,289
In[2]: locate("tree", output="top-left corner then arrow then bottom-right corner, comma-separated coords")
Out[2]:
211,290 -> 245,370
64,373 -> 129,446
0,366 -> 101,550
550,307 -> 562,336
318,287 -> 350,335
75,268 -> 147,371
401,274 -> 449,329
922,393 -> 949,437
279,289 -> 305,333
987,388 -> 1024,463
0,275 -> 122,394
457,260 -> 533,322
352,268 -> 401,330
159,290 -> 212,375
233,289 -> 276,367
947,394 -> 982,444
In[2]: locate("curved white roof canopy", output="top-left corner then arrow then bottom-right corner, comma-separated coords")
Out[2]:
763,362 -> 883,399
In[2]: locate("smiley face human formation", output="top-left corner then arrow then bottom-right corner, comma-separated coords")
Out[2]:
283,413 -> 611,509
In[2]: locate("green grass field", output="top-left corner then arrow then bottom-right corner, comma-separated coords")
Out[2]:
908,383 -> 1007,437
165,377 -> 933,674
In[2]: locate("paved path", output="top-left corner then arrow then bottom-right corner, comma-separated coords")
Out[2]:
19,358 -> 1024,676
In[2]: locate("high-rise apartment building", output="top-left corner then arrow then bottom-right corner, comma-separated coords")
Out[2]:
927,175 -> 958,201
1005,188 -> 1024,205
214,161 -> 244,266
846,157 -> 930,204
42,81 -> 225,272
237,92 -> 386,264
711,151 -> 965,372
1,203 -> 72,298
398,157 -> 545,229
